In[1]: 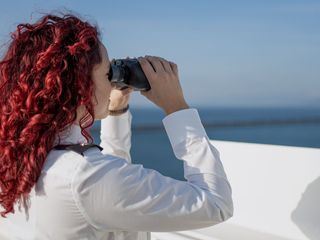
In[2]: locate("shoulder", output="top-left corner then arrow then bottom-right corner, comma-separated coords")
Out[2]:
72,147 -> 139,185
42,148 -> 85,180
71,147 -> 151,197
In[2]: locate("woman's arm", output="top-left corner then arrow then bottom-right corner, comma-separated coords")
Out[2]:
74,108 -> 233,232
99,110 -> 132,163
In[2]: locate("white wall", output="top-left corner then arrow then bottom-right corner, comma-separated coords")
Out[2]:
153,141 -> 320,240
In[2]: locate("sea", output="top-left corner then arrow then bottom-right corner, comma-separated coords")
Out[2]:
90,107 -> 320,180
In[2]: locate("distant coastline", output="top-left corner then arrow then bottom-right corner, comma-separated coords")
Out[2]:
91,106 -> 320,131
132,116 -> 320,132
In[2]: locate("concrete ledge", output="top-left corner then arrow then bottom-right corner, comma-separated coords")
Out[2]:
153,141 -> 320,240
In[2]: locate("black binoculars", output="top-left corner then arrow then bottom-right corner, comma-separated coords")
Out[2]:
108,58 -> 151,91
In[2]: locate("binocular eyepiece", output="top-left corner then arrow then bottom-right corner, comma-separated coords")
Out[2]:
108,58 -> 151,91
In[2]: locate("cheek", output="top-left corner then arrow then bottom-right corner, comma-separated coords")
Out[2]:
106,86 -> 112,102
104,88 -> 112,110
98,80 -> 111,100
106,97 -> 110,108
93,82 -> 111,110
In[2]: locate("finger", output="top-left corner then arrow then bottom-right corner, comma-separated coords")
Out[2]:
145,55 -> 165,73
119,86 -> 129,90
169,61 -> 178,75
157,57 -> 172,73
137,57 -> 157,84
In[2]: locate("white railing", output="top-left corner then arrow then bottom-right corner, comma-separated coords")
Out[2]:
152,140 -> 320,240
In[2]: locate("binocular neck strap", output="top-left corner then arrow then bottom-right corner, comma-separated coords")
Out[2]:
52,143 -> 103,156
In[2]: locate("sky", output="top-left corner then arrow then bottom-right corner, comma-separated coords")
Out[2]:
0,0 -> 319,108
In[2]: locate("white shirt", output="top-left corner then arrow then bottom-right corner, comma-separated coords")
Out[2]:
0,108 -> 233,240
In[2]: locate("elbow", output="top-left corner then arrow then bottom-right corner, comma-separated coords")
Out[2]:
217,184 -> 234,222
219,200 -> 234,222
209,196 -> 234,224
219,193 -> 234,222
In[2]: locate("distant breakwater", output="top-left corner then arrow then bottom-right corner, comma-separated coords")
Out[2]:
131,117 -> 320,132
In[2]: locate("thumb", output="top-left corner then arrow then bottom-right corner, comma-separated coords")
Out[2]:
122,87 -> 133,95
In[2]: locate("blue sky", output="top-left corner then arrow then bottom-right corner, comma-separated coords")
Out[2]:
0,0 -> 319,108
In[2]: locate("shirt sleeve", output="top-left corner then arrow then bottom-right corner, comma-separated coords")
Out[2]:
72,108 -> 233,232
99,110 -> 132,163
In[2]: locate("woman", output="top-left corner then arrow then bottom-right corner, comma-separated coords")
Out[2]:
0,12 -> 233,240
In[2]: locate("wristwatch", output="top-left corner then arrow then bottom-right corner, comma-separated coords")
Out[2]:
108,104 -> 129,116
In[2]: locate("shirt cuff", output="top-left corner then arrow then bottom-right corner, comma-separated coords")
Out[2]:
101,110 -> 132,139
162,108 -> 207,148
106,108 -> 131,120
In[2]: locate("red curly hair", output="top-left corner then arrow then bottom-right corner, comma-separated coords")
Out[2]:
0,12 -> 102,218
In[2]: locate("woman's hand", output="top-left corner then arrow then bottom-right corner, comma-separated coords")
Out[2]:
108,87 -> 133,111
137,55 -> 189,115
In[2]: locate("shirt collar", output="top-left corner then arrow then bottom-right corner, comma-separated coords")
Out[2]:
53,123 -> 89,146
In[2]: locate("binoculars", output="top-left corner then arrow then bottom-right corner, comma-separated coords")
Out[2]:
108,58 -> 151,91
